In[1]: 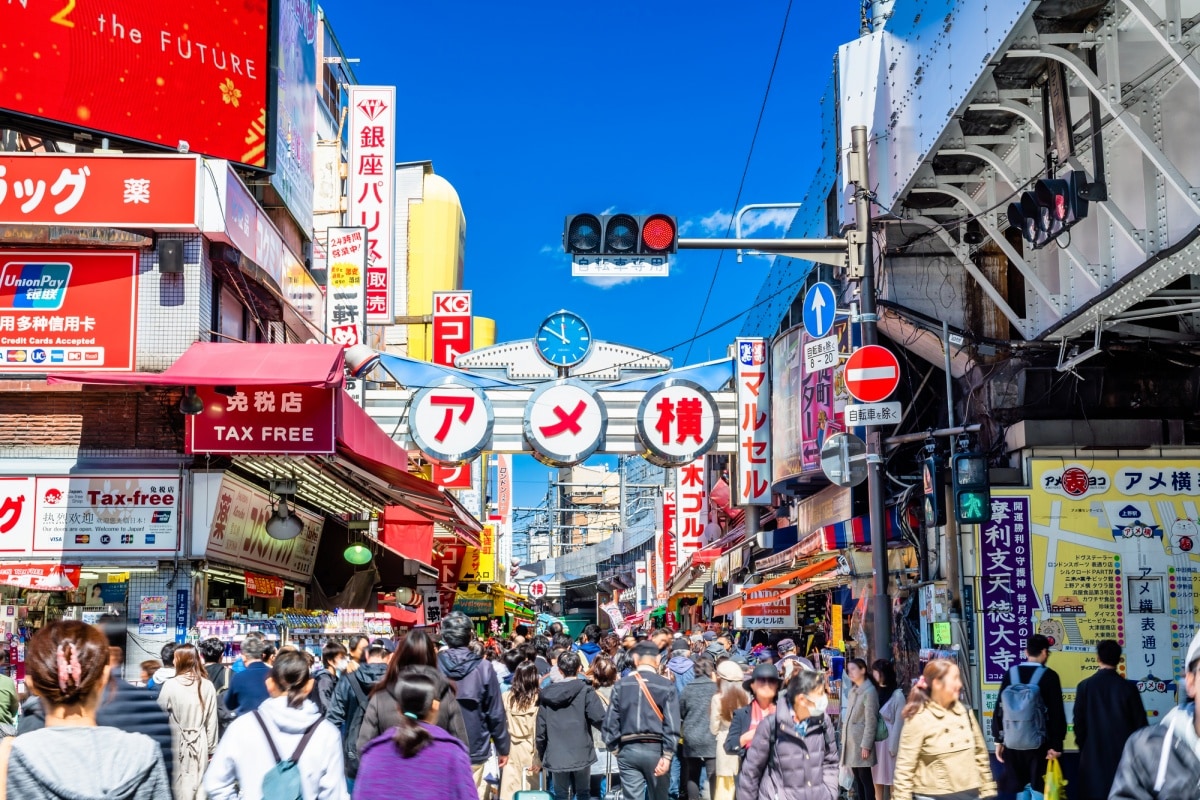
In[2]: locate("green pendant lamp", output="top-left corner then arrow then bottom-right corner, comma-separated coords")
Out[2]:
344,542 -> 372,565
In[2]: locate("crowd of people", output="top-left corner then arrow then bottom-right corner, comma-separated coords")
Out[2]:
0,616 -> 1196,800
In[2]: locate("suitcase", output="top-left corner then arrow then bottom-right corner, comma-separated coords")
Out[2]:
514,770 -> 553,800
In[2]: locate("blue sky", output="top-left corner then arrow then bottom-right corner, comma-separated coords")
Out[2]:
323,1 -> 861,514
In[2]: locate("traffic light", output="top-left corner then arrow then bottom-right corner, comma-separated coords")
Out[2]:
952,452 -> 991,524
563,214 -> 677,255
1006,170 -> 1090,250
922,456 -> 946,528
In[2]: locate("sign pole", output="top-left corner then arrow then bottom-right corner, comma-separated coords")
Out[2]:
850,124 -> 892,661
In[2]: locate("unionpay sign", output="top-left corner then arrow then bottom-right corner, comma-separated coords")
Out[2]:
0,251 -> 137,372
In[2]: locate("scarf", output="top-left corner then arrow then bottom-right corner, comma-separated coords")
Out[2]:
749,700 -> 776,734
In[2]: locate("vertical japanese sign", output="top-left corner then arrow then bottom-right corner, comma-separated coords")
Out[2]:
979,496 -> 1034,683
677,459 -> 708,565
736,338 -> 771,505
661,489 -> 677,590
432,545 -> 465,620
174,588 -> 189,644
325,227 -> 367,348
346,86 -> 396,325
432,291 -> 473,367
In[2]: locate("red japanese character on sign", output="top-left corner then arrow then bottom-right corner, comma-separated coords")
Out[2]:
742,402 -> 767,430
655,397 -> 675,444
741,437 -> 768,464
360,126 -> 386,148
743,471 -> 770,499
680,462 -> 704,488
539,401 -> 586,438
680,515 -> 705,540
358,155 -> 384,176
430,395 -> 475,442
676,398 -> 703,444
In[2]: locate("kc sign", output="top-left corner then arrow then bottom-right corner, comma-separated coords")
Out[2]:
409,382 -> 494,464
636,380 -> 720,467
735,338 -> 771,505
523,381 -> 606,467
432,291 -> 472,367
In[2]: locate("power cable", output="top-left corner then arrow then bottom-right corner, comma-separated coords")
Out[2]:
683,0 -> 794,365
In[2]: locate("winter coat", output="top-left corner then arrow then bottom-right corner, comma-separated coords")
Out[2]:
203,695 -> 348,800
5,726 -> 171,800
666,655 -> 696,696
590,685 -> 616,778
312,667 -> 338,716
501,690 -> 541,799
709,694 -> 740,778
1110,704 -> 1200,800
439,647 -> 511,764
156,674 -> 218,800
535,678 -> 606,772
601,667 -> 681,755
737,705 -> 839,800
577,641 -> 602,667
878,687 -> 905,757
990,662 -> 1067,752
1073,667 -> 1147,800
353,723 -> 477,800
223,660 -> 270,715
357,671 -> 469,754
891,700 -> 996,800
326,661 -> 387,778
841,681 -> 879,768
678,676 -> 717,758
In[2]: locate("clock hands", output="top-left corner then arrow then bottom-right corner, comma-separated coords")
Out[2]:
546,325 -> 570,344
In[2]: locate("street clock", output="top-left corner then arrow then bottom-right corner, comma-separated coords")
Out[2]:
535,310 -> 591,367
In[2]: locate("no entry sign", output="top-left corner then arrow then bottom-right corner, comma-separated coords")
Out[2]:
844,345 -> 900,403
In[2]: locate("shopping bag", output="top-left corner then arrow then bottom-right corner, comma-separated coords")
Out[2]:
1045,759 -> 1067,800
838,766 -> 855,790
1017,786 -> 1045,800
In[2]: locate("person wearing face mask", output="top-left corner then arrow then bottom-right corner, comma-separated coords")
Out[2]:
313,641 -> 349,717
737,669 -> 839,800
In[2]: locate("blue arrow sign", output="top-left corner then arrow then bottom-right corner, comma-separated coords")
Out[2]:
803,282 -> 836,339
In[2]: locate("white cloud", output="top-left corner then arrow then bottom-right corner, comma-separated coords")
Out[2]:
681,206 -> 798,238
539,243 -> 558,255
698,209 -> 734,235
578,275 -> 642,289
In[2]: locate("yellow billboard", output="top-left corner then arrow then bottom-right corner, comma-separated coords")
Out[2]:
976,459 -> 1200,745
408,173 -> 466,361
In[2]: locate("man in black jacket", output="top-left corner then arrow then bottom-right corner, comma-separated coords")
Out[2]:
438,611 -> 511,799
992,634 -> 1067,796
1074,640 -> 1147,800
1110,630 -> 1200,800
602,640 -> 680,800
327,642 -> 388,782
536,650 -> 606,800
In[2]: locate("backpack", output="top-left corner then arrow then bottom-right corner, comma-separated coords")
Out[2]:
254,712 -> 321,800
1000,665 -> 1047,750
213,665 -> 237,736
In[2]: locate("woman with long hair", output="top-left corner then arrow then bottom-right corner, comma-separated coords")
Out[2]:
841,657 -> 881,800
872,659 -> 905,800
356,628 -> 468,755
500,661 -> 541,800
205,650 -> 348,800
892,659 -> 995,800
353,665 -> 477,800
0,621 -> 171,800
738,669 -> 839,800
709,660 -> 748,800
157,643 -> 218,800
588,656 -> 619,798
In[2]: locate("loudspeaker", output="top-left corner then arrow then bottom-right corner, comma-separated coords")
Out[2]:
158,240 -> 185,273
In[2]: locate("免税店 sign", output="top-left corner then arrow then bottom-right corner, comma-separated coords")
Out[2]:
186,385 -> 335,455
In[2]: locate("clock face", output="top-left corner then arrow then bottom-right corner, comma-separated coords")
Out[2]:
536,311 -> 591,367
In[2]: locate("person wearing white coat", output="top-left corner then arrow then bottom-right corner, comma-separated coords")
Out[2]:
204,651 -> 349,800
156,644 -> 218,800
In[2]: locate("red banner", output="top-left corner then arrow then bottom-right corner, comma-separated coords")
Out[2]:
0,563 -> 80,591
432,544 -> 466,619
432,291 -> 472,367
0,250 -> 138,373
244,570 -> 285,599
0,154 -> 199,227
2,2 -> 270,167
432,463 -> 472,489
186,385 -> 336,455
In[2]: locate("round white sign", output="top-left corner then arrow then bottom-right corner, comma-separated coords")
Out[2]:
528,580 -> 548,599
635,379 -> 720,467
523,380 -> 607,467
409,382 -> 494,464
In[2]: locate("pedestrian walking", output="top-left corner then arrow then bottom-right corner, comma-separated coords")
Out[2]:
200,637 -> 237,737
601,640 -> 681,800
149,643 -> 179,694
312,640 -> 348,717
725,663 -> 781,761
1073,640 -> 1146,800
708,660 -> 748,800
841,657 -> 880,800
678,657 -> 718,800
1110,628 -> 1200,799
0,669 -> 16,736
437,612 -> 511,799
737,668 -> 839,800
872,659 -> 905,800
991,634 -> 1066,799
588,656 -> 619,798
536,650 -> 606,800
224,633 -> 271,716
358,628 -> 468,754
204,649 -> 348,800
501,662 -> 541,800
156,643 -> 218,800
328,641 -> 388,786
892,659 -> 995,800
775,638 -> 814,684
352,666 -> 478,800
1,620 -> 171,800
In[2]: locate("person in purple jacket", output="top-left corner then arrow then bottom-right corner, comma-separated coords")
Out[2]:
352,665 -> 478,800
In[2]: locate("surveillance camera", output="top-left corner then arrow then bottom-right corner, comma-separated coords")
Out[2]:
177,140 -> 190,154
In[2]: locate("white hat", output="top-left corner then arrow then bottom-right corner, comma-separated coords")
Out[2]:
1187,629 -> 1200,670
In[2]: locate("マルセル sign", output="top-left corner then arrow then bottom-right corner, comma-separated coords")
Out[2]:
1,2 -> 270,167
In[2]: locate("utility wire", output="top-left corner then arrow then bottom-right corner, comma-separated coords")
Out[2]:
683,0 -> 794,365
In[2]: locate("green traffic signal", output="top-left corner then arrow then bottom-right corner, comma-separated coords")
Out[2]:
951,452 -> 991,524
957,490 -> 989,524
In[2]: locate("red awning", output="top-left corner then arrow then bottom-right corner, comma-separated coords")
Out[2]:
380,505 -> 435,566
383,604 -> 424,628
47,342 -> 347,388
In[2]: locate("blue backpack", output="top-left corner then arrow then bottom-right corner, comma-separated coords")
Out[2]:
254,712 -> 321,800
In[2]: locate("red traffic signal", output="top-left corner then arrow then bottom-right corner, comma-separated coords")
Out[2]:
563,214 -> 677,255
1006,170 -> 1090,249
